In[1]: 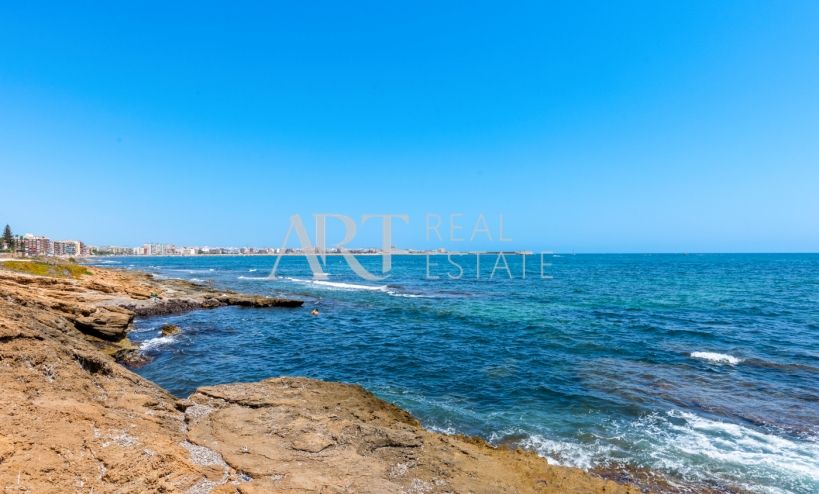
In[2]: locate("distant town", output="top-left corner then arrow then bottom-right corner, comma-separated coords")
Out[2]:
0,224 -> 466,258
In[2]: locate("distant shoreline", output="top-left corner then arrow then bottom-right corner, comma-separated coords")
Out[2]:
90,251 -> 536,258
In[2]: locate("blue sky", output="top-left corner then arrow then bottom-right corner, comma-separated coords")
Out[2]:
1,1 -> 817,252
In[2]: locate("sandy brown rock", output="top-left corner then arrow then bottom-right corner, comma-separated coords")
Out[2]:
0,298 -> 220,493
74,306 -> 134,338
183,378 -> 642,494
0,263 -> 302,345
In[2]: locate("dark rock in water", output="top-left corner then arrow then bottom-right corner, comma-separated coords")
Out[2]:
115,348 -> 151,368
202,294 -> 303,308
222,294 -> 304,308
161,324 -> 180,336
120,298 -> 202,317
120,295 -> 303,316
200,298 -> 222,308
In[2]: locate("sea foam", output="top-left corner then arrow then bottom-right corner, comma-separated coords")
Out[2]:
691,352 -> 742,364
387,292 -> 430,298
637,410 -> 819,490
140,335 -> 177,351
285,277 -> 388,292
511,411 -> 819,492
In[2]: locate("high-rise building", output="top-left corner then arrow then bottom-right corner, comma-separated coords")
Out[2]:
23,234 -> 51,257
95,246 -> 134,255
53,240 -> 82,257
142,243 -> 176,255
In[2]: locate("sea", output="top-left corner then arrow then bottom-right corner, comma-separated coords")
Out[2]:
88,254 -> 819,493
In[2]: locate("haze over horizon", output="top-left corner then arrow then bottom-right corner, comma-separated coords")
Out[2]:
1,2 -> 818,253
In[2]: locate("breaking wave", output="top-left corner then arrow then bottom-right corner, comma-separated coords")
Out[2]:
691,352 -> 742,364
284,277 -> 388,292
503,411 -> 819,493
140,335 -> 178,351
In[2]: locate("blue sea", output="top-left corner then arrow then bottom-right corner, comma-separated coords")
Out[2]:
90,254 -> 819,493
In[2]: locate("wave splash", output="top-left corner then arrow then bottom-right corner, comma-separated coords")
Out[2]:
505,410 -> 819,493
691,352 -> 742,364
290,278 -> 388,291
237,275 -> 434,297
140,335 -> 178,351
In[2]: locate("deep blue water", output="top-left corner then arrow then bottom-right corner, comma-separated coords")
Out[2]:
91,254 -> 819,493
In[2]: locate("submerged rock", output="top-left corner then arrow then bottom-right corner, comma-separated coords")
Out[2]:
119,293 -> 303,315
222,294 -> 303,308
161,324 -> 180,336
121,298 -> 203,317
200,297 -> 222,308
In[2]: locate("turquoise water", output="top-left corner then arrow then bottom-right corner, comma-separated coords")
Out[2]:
94,254 -> 819,493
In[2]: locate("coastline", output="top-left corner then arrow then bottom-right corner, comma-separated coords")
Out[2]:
0,260 -> 643,493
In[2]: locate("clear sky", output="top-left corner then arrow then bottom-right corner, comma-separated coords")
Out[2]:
1,2 -> 817,252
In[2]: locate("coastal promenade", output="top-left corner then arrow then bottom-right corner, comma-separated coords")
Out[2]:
0,260 -> 640,493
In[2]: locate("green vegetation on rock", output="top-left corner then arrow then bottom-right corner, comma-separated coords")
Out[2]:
2,261 -> 93,279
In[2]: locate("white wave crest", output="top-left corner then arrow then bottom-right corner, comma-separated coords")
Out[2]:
140,335 -> 177,351
517,434 -> 606,470
691,352 -> 742,364
284,277 -> 387,292
386,291 -> 433,298
426,424 -> 458,435
636,410 -> 819,490
495,410 -> 819,493
239,275 -> 429,296
153,275 -> 183,281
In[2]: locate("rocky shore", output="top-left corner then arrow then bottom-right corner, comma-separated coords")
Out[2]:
0,260 -> 642,493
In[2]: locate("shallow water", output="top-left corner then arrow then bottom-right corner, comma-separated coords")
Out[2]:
96,254 -> 819,493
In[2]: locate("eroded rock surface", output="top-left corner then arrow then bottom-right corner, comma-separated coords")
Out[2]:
74,305 -> 134,338
0,298 -> 230,493
0,264 -> 302,355
181,378 -> 641,494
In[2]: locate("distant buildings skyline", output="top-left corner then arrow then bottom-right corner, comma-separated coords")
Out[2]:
13,233 -> 90,257
3,228 -> 451,258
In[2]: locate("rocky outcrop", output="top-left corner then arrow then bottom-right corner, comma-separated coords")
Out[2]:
0,265 -> 302,343
161,324 -> 181,336
0,297 -> 225,493
121,298 -> 204,317
120,294 -> 304,317
216,294 -> 305,308
181,378 -> 642,494
0,270 -> 131,341
74,305 -> 134,339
